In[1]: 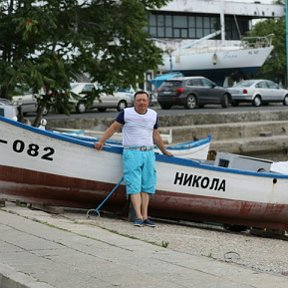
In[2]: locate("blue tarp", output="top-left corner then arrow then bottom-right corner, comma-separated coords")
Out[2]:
148,72 -> 183,88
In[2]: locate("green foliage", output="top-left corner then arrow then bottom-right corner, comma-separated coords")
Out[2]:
0,0 -> 169,124
246,18 -> 286,83
161,240 -> 169,248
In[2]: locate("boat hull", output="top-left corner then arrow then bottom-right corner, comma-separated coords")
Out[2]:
1,116 -> 288,230
160,46 -> 273,72
159,45 -> 274,85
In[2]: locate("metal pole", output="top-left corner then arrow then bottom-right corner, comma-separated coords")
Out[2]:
286,0 -> 288,87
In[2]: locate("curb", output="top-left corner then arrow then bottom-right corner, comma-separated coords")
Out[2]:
0,263 -> 54,288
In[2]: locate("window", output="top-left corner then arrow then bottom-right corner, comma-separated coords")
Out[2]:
158,27 -> 165,37
187,79 -> 202,86
202,78 -> 214,88
188,28 -> 196,38
266,81 -> 278,89
147,12 -> 244,40
203,17 -> 210,29
166,15 -> 172,26
82,84 -> 96,93
224,16 -> 249,40
219,159 -> 230,167
174,29 -> 180,38
162,81 -> 182,88
188,16 -> 195,28
150,14 -> 156,26
165,27 -> 172,37
196,28 -> 204,38
150,27 -> 157,37
255,82 -> 268,89
174,16 -> 187,28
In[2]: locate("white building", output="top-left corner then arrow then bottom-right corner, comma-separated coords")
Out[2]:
148,0 -> 283,41
146,0 -> 284,86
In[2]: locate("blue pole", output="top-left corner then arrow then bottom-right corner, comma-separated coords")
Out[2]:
286,0 -> 288,86
86,176 -> 124,217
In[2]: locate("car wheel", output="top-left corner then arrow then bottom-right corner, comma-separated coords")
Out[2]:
253,95 -> 262,107
283,95 -> 288,106
185,94 -> 197,109
76,102 -> 86,113
221,93 -> 230,108
159,103 -> 172,110
117,100 -> 127,111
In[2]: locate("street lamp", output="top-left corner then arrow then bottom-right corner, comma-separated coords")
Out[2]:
165,47 -> 174,72
286,0 -> 288,86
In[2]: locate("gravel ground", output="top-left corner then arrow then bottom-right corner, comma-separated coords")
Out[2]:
63,210 -> 288,278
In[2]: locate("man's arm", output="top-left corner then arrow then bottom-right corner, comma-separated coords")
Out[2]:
153,129 -> 173,156
94,121 -> 123,150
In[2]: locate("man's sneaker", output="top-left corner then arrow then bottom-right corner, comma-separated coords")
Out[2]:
143,218 -> 156,227
133,218 -> 143,227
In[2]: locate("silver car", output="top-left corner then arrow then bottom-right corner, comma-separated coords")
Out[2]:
12,90 -> 49,115
0,98 -> 18,119
228,79 -> 288,107
72,82 -> 133,113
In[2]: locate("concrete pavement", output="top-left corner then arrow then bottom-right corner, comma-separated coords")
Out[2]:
0,202 -> 287,288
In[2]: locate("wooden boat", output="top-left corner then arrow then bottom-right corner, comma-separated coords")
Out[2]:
55,131 -> 212,160
1,116 -> 288,231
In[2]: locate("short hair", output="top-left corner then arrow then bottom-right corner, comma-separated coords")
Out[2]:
134,90 -> 150,100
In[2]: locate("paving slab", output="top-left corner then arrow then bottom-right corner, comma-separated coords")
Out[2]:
0,202 -> 287,288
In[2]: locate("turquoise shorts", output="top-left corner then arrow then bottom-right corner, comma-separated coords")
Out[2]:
122,149 -> 156,195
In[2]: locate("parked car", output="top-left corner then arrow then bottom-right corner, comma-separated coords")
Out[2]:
157,76 -> 231,109
71,83 -> 133,113
12,90 -> 49,115
0,98 -> 18,120
227,79 -> 288,107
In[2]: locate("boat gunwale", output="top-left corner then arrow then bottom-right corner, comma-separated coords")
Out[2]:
58,131 -> 212,150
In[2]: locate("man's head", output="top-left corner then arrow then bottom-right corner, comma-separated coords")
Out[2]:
133,90 -> 150,114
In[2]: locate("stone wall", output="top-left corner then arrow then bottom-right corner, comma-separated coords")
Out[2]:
47,109 -> 288,155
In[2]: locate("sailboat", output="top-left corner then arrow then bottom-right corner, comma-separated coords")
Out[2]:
155,32 -> 274,85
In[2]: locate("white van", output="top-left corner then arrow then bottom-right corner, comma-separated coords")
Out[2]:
0,98 -> 18,120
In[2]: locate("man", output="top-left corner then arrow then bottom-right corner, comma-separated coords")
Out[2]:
94,90 -> 172,227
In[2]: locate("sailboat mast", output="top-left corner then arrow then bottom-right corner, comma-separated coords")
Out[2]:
220,11 -> 225,44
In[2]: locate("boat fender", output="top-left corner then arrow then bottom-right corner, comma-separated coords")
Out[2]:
38,119 -> 47,130
212,53 -> 217,65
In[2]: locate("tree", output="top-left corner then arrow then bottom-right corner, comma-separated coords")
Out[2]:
246,17 -> 286,84
0,0 -> 169,125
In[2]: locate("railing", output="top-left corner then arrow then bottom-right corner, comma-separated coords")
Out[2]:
241,34 -> 274,49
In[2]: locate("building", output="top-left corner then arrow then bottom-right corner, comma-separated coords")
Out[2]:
145,0 -> 285,87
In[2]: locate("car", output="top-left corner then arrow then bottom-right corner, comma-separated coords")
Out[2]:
12,90 -> 49,115
157,76 -> 231,109
71,83 -> 133,113
0,98 -> 18,120
227,79 -> 288,107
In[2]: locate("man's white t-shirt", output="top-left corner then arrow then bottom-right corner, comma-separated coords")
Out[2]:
116,107 -> 158,147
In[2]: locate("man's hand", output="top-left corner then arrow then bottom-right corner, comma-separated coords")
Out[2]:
94,141 -> 104,150
163,150 -> 173,157
153,129 -> 173,157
